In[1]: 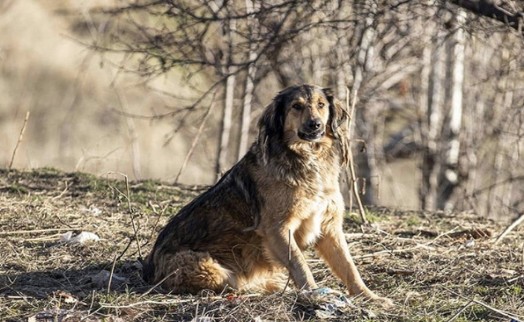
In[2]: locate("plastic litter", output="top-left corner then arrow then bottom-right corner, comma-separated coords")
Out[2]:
60,231 -> 100,244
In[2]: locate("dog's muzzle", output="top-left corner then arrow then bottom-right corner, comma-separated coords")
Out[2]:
298,118 -> 325,141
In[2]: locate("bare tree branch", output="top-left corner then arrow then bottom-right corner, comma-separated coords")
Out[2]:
447,0 -> 524,36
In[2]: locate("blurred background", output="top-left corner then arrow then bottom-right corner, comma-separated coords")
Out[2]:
1,0 -> 523,220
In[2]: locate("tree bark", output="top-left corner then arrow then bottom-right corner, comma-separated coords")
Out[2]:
352,0 -> 378,205
237,0 -> 257,161
417,4 -> 432,210
216,17 -> 236,180
421,18 -> 446,211
438,9 -> 467,210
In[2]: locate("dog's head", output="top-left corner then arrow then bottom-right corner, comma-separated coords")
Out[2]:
258,84 -> 349,163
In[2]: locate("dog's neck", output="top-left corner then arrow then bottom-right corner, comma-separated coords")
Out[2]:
254,138 -> 341,187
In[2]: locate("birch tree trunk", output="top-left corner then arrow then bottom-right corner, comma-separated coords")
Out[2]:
437,10 -> 466,210
216,17 -> 236,180
237,63 -> 255,161
420,20 -> 445,211
237,0 -> 257,160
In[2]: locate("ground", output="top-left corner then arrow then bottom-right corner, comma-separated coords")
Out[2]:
0,168 -> 522,322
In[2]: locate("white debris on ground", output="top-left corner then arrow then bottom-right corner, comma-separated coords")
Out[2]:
299,287 -> 377,319
80,205 -> 102,216
59,231 -> 100,244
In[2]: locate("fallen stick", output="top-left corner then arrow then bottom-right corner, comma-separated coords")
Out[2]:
175,91 -> 216,183
448,290 -> 522,321
352,243 -> 436,259
104,293 -> 265,309
445,300 -> 474,322
0,228 -> 81,236
494,213 -> 524,245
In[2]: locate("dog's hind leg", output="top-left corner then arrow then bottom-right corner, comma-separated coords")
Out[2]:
239,268 -> 287,293
155,250 -> 235,294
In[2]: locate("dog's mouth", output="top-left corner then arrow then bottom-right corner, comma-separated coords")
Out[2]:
298,130 -> 325,142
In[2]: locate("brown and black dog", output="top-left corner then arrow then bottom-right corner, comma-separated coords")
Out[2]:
143,84 -> 391,305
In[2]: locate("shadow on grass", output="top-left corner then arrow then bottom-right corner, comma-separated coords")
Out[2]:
0,263 -> 321,321
0,260 -> 148,299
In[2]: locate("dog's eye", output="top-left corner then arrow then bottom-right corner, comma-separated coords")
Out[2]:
318,102 -> 325,109
292,103 -> 303,110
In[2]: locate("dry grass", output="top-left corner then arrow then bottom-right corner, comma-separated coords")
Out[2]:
0,168 -> 523,321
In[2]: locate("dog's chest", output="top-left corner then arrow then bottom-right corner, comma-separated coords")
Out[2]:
294,194 -> 329,247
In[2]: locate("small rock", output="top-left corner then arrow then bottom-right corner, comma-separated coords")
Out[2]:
191,317 -> 213,322
91,270 -> 127,289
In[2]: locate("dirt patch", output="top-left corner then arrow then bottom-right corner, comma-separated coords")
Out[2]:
1,168 -> 523,321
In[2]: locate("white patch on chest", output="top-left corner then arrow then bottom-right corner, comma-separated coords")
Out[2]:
299,198 -> 328,246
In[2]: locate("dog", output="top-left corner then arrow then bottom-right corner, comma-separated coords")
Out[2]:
142,84 -> 391,305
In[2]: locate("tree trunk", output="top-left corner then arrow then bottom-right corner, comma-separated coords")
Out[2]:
351,0 -> 378,205
437,10 -> 466,210
237,0 -> 257,161
420,22 -> 445,211
216,18 -> 236,180
487,48 -> 516,216
417,12 -> 431,209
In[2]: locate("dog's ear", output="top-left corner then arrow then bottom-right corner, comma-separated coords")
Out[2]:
323,87 -> 350,165
257,94 -> 285,164
323,87 -> 348,134
258,93 -> 286,141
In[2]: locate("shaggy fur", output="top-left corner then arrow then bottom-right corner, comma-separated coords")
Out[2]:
143,84 -> 390,305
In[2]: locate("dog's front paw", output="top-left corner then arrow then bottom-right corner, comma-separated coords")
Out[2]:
309,287 -> 343,297
374,296 -> 394,309
299,287 -> 352,307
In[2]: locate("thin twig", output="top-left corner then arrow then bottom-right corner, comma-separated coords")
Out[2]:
101,299 -> 194,309
107,172 -> 142,258
109,293 -> 265,309
51,181 -> 69,200
345,88 -> 368,224
115,237 -> 134,263
8,111 -> 30,170
175,90 -> 217,183
521,242 -> 524,267
345,89 -> 354,214
448,289 -> 522,321
131,221 -> 143,258
350,227 -> 466,259
107,254 -> 118,294
142,200 -> 165,248
87,290 -> 96,317
352,243 -> 436,259
0,228 -> 81,236
445,300 -> 474,322
494,213 -> 524,245
24,235 -> 64,242
281,229 -> 292,295
139,269 -> 180,298
125,173 -> 143,258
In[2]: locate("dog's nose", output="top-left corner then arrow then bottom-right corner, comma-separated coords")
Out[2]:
306,118 -> 322,131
